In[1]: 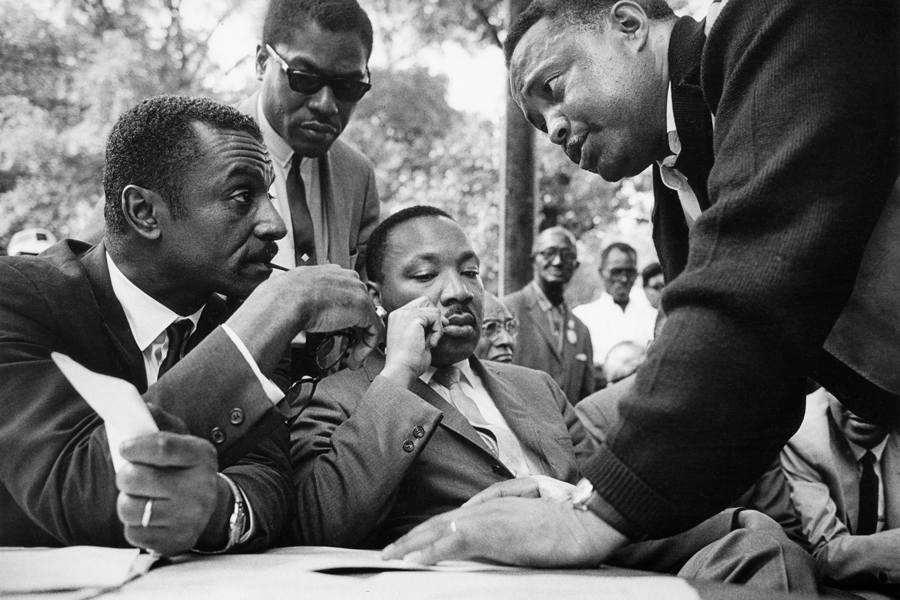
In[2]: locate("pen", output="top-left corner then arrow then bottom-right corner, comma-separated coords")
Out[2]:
267,263 -> 289,271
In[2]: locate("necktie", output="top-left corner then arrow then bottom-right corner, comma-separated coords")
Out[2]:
857,451 -> 879,535
431,366 -> 530,475
287,156 -> 316,266
157,320 -> 193,378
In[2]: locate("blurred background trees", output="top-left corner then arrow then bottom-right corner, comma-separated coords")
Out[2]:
1,0 -> 700,297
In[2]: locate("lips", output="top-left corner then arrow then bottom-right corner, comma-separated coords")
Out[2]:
443,309 -> 476,337
300,121 -> 338,136
249,242 -> 279,265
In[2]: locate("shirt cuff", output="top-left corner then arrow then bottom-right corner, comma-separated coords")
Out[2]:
221,323 -> 284,404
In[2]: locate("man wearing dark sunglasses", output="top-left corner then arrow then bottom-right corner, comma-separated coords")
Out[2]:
504,226 -> 595,404
236,0 -> 379,278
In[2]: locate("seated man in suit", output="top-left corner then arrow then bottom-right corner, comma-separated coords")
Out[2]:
473,292 -> 517,364
0,95 -> 381,555
290,206 -> 595,548
504,226 -> 594,404
782,387 -> 900,598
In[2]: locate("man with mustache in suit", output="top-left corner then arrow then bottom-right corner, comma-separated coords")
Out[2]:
289,206 -> 595,548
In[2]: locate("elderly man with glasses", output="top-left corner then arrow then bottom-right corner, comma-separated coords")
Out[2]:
474,293 -> 518,364
504,226 -> 595,404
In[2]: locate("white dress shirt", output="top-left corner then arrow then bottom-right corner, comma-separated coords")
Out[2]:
573,292 -> 656,365
420,360 -> 545,478
256,94 -> 329,270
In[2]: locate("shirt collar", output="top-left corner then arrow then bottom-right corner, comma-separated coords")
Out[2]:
847,436 -> 889,463
421,357 -> 475,387
660,83 -> 682,168
256,92 -> 294,169
106,253 -> 203,352
530,281 -> 563,313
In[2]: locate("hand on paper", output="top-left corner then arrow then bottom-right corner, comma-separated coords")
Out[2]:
382,497 -> 628,568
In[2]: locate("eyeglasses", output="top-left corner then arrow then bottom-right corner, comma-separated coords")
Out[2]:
535,247 -> 578,263
604,267 -> 638,280
266,44 -> 371,103
285,329 -> 353,422
482,319 -> 519,340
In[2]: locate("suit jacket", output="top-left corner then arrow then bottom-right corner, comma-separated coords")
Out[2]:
235,92 -> 379,279
289,353 -> 595,548
781,389 -> 900,588
504,282 -> 594,404
0,241 -> 292,549
581,0 -> 900,540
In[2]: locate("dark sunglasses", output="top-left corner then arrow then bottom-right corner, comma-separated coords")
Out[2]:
266,44 -> 371,103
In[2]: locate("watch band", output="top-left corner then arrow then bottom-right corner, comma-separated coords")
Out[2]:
193,473 -> 247,554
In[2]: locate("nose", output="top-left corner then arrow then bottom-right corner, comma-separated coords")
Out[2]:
440,271 -> 474,306
548,115 -> 569,146
256,192 -> 287,241
308,84 -> 339,116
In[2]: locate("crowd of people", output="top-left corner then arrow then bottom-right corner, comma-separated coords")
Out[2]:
1,0 -> 898,598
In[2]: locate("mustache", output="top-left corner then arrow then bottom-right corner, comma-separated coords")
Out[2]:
249,242 -> 279,263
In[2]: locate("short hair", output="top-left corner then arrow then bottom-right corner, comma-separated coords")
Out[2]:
504,0 -> 675,65
366,205 -> 453,283
103,95 -> 263,241
641,261 -> 663,286
532,225 -> 577,254
600,241 -> 637,269
263,0 -> 374,60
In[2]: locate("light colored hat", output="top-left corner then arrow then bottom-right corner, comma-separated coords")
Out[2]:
7,228 -> 57,256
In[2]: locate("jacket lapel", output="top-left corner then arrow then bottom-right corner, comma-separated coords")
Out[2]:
669,16 -> 713,212
525,285 -> 562,360
472,357 -> 544,465
363,352 -> 497,456
80,243 -> 147,391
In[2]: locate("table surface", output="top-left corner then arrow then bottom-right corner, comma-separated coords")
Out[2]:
4,546 -> 824,600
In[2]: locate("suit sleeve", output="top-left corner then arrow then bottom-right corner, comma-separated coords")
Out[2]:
577,321 -> 595,401
544,372 -> 596,471
0,261 -> 291,549
290,375 -> 443,547
781,439 -> 900,587
580,0 -> 900,539
352,163 -> 380,281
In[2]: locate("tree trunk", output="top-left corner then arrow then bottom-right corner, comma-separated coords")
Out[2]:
501,0 -> 536,296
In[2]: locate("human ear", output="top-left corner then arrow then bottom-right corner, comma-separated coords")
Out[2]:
609,1 -> 650,48
366,281 -> 383,306
121,185 -> 162,241
254,44 -> 267,81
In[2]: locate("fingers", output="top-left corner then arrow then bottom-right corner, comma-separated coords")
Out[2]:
120,432 -> 217,469
462,478 -> 541,507
145,404 -> 190,434
382,512 -> 464,563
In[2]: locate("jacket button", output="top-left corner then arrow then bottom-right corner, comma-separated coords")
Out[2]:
211,427 -> 226,444
402,440 -> 415,453
412,425 -> 425,438
229,408 -> 245,425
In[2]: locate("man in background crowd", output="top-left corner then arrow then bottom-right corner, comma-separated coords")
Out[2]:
0,96 -> 380,554
782,388 -> 900,598
641,262 -> 664,310
504,226 -> 594,404
573,242 -> 656,378
474,292 -> 517,364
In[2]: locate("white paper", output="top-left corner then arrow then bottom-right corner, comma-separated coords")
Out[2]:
51,352 -> 159,471
0,547 -> 145,593
266,546 -> 523,573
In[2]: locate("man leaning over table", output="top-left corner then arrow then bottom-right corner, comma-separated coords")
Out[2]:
0,95 -> 381,556
384,0 -> 898,578
291,207 -> 815,592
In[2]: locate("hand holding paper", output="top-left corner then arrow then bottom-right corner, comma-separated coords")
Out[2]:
52,353 -> 225,555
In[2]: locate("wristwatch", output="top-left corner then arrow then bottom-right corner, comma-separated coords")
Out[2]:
194,473 -> 247,554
